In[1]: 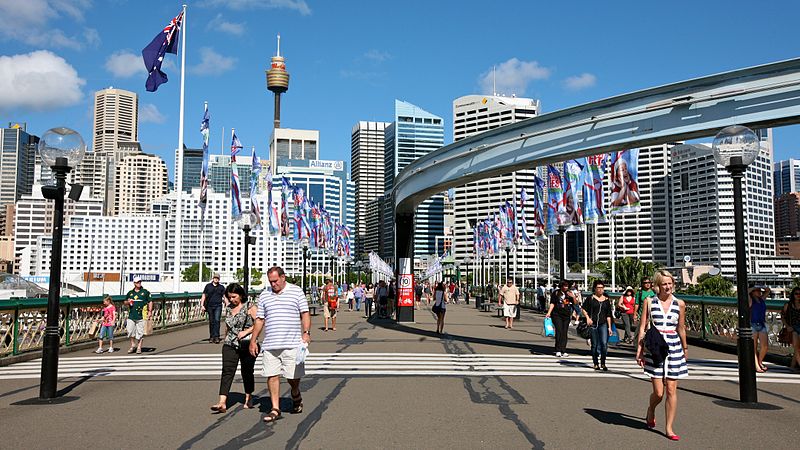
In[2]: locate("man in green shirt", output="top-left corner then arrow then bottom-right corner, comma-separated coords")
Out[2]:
634,278 -> 655,323
125,276 -> 153,354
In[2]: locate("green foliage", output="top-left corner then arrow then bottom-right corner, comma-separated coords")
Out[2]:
569,262 -> 583,273
182,263 -> 214,282
235,267 -> 264,286
591,257 -> 661,291
792,276 -> 800,289
683,274 -> 734,297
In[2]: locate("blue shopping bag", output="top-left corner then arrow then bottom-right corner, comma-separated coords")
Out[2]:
543,317 -> 555,337
609,323 -> 620,345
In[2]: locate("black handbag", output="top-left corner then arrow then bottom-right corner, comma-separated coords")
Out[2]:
644,301 -> 668,366
576,318 -> 591,339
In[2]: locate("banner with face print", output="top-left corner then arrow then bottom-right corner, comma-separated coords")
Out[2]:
610,149 -> 641,215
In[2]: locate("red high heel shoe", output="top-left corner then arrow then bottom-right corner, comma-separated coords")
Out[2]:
645,412 -> 655,429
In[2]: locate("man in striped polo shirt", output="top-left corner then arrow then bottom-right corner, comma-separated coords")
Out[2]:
249,266 -> 311,423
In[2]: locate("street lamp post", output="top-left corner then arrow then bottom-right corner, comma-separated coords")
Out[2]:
301,239 -> 310,295
236,211 -> 258,299
558,227 -> 567,282
712,125 -> 760,404
38,128 -> 85,400
464,256 -> 472,305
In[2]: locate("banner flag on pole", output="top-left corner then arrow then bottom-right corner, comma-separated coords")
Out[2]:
505,200 -> 517,246
563,159 -> 584,231
531,175 -> 547,240
249,147 -> 262,230
266,171 -> 280,234
518,188 -> 534,245
582,154 -> 607,224
230,130 -> 243,219
610,149 -> 641,215
546,165 -> 567,235
142,10 -> 184,92
199,103 -> 210,211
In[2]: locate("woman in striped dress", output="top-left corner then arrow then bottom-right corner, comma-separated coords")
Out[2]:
635,270 -> 688,441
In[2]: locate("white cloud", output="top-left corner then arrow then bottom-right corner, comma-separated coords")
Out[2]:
201,0 -> 311,15
0,0 -> 99,50
0,50 -> 85,111
139,104 -> 166,124
207,13 -> 245,36
364,49 -> 391,62
189,47 -> 237,76
478,58 -> 551,96
564,73 -> 597,91
105,50 -> 145,78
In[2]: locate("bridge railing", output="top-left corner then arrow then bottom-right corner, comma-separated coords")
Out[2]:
512,288 -> 793,355
0,292 -> 209,358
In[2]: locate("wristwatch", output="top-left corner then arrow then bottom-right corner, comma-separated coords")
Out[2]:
303,330 -> 311,336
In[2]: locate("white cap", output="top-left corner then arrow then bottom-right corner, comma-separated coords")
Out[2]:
133,276 -> 142,283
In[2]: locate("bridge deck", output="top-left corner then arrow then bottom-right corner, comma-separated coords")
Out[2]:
1,302 -> 797,448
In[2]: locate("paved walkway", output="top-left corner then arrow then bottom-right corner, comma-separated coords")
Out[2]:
1,302 -> 798,449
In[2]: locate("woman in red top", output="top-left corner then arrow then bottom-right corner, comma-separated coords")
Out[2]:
617,286 -> 636,344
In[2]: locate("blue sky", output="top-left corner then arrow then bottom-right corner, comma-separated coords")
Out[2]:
1,0 -> 799,180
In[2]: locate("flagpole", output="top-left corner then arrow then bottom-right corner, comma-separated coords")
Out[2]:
583,226 -> 588,290
172,3 -> 187,293
199,211 -> 204,283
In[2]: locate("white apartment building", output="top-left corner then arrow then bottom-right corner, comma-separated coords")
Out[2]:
114,152 -> 168,215
34,215 -> 166,279
593,144 -> 674,265
14,186 -> 104,276
451,95 -> 540,278
670,130 -> 775,278
351,121 -> 390,259
269,128 -> 319,171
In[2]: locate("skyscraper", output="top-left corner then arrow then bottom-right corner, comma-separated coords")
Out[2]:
383,100 -> 445,261
670,131 -> 775,277
451,95 -> 540,278
93,87 -> 138,154
0,124 -> 38,208
351,121 -> 390,259
177,146 -> 204,193
774,158 -> 800,197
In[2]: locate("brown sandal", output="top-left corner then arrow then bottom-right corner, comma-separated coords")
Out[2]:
263,408 -> 282,423
291,392 -> 303,414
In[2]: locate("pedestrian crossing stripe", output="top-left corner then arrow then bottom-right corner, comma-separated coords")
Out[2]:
1,353 -> 797,384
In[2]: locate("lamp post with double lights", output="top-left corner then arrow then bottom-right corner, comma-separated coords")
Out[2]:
38,128 -> 85,400
236,211 -> 258,299
711,125 -> 760,404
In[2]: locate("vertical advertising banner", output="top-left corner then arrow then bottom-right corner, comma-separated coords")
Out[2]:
397,257 -> 415,307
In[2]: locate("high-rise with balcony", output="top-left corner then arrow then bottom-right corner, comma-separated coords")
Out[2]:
93,87 -> 138,154
351,121 -> 390,259
451,95 -> 540,278
114,153 -> 169,216
382,100 -> 445,261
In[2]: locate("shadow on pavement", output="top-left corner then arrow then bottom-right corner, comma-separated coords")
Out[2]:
583,408 -> 648,430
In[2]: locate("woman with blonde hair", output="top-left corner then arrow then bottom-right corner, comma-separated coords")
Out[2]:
635,270 -> 687,441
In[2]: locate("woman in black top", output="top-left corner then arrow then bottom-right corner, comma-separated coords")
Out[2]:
582,280 -> 613,371
210,283 -> 258,414
546,280 -> 576,357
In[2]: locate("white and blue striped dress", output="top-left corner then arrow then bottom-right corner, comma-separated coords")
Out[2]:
644,296 -> 688,379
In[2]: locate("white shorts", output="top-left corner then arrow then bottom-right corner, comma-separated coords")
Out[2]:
262,348 -> 305,379
503,304 -> 518,318
126,319 -> 145,340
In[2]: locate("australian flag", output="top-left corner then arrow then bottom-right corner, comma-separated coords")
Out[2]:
142,10 -> 183,92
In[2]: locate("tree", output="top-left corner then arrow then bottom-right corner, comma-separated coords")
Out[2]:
235,267 -> 264,286
569,262 -> 583,273
182,263 -> 214,282
792,276 -> 800,289
592,257 -> 661,291
684,274 -> 734,297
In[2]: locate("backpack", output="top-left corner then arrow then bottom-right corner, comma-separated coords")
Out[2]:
326,287 -> 338,309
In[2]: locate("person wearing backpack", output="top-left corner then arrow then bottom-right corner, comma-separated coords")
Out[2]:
323,279 -> 339,332
635,270 -> 688,442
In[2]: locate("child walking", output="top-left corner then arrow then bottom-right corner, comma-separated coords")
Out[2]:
96,296 -> 116,353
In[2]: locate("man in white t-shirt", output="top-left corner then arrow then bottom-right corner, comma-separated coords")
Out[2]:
249,266 -> 311,423
498,278 -> 521,329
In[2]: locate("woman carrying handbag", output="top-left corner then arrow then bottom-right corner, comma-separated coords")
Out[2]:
635,270 -> 688,442
782,287 -> 800,371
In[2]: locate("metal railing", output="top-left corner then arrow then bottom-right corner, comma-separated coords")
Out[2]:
0,292 -> 208,358
472,286 -> 794,356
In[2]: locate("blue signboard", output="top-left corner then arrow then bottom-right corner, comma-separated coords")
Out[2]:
128,273 -> 160,282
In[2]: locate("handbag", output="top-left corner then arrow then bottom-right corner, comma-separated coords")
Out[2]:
644,300 -> 668,366
432,304 -> 442,315
543,317 -> 555,337
576,318 -> 591,339
89,320 -> 100,339
609,323 -> 620,344
143,319 -> 155,336
778,327 -> 793,346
